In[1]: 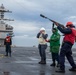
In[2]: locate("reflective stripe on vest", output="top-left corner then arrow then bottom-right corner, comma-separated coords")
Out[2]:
5,37 -> 11,43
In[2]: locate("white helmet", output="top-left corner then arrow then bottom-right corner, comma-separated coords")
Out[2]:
40,27 -> 45,31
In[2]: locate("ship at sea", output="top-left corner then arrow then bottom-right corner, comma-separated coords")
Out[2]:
0,4 -> 14,46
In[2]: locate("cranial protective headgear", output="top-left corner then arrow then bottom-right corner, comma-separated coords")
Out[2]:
40,27 -> 45,31
66,22 -> 73,27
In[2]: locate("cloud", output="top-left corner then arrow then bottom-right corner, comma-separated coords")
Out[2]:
69,16 -> 76,19
64,16 -> 76,26
10,20 -> 39,33
14,35 -> 29,38
13,34 -> 37,47
65,16 -> 76,20
1,0 -> 76,47
10,20 -> 53,33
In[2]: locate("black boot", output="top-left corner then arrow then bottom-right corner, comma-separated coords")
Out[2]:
56,69 -> 65,73
5,55 -> 8,56
50,63 -> 56,67
39,58 -> 42,64
38,61 -> 46,64
40,61 -> 46,64
5,52 -> 8,56
38,61 -> 42,64
69,67 -> 76,71
57,63 -> 60,67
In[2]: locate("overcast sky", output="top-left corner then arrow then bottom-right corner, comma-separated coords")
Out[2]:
0,0 -> 76,47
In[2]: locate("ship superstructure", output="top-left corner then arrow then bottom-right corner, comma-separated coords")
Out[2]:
0,4 -> 14,46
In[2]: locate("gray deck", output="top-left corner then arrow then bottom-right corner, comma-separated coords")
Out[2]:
0,47 -> 76,75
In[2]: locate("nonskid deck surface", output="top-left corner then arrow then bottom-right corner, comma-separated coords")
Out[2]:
0,47 -> 76,75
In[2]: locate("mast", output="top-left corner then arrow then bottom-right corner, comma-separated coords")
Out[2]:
0,4 -> 14,46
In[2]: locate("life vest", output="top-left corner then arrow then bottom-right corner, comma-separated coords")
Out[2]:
63,28 -> 76,44
38,34 -> 47,44
5,36 -> 11,43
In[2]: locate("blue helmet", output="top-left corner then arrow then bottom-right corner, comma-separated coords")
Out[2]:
7,33 -> 9,36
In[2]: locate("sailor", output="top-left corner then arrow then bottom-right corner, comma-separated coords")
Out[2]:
55,22 -> 76,73
37,27 -> 48,64
4,33 -> 12,57
46,27 -> 60,67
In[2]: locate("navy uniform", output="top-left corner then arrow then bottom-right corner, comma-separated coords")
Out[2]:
55,22 -> 76,73
4,34 -> 12,57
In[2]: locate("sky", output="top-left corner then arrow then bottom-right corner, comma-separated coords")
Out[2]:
0,0 -> 76,47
